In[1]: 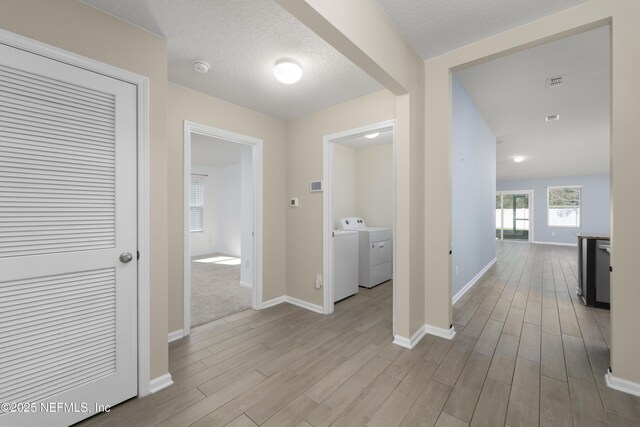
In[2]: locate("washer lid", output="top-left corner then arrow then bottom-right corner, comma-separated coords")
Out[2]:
333,229 -> 358,237
339,217 -> 366,230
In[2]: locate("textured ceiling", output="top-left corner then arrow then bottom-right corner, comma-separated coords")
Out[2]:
454,26 -> 610,181
191,134 -> 242,168
82,0 -> 382,120
375,0 -> 587,59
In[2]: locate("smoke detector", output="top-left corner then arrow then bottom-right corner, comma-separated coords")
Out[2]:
545,114 -> 560,122
193,61 -> 210,74
546,75 -> 565,88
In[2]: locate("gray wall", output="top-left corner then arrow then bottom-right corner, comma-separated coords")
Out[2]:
497,174 -> 610,245
451,76 -> 497,298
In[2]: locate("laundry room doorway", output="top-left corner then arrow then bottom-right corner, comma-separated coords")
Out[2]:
183,122 -> 263,336
323,120 -> 396,331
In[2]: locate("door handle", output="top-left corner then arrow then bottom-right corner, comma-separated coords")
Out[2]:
119,252 -> 134,263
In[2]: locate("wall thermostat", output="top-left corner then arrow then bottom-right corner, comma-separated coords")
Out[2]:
309,180 -> 322,192
289,197 -> 299,207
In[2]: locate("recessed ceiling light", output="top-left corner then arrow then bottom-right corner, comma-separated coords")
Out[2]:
193,61 -> 210,74
273,60 -> 302,84
365,132 -> 379,139
513,156 -> 525,163
545,114 -> 560,122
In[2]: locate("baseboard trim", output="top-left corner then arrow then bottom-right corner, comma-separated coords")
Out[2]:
285,296 -> 324,314
605,369 -> 640,397
261,295 -> 286,309
239,281 -> 253,289
393,324 -> 428,349
168,329 -> 184,343
424,324 -> 457,340
452,257 -> 497,305
149,373 -> 173,394
533,240 -> 577,247
394,323 -> 456,348
259,295 -> 323,314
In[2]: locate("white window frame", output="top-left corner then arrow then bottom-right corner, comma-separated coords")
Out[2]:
190,177 -> 204,233
547,185 -> 582,228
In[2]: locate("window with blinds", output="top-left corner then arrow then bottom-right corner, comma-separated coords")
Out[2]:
190,178 -> 204,232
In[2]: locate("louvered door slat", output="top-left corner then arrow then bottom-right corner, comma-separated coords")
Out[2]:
0,65 -> 114,103
1,300 -> 115,330
0,108 -> 115,137
1,134 -> 116,157
0,124 -> 114,148
1,331 -> 114,374
1,151 -> 115,171
0,328 -> 114,368
1,310 -> 114,343
2,349 -> 115,394
0,102 -> 115,132
0,78 -> 115,112
0,91 -> 115,124
1,131 -> 116,153
0,143 -> 115,166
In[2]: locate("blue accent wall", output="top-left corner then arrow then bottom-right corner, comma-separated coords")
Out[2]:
497,174 -> 610,245
451,76 -> 497,298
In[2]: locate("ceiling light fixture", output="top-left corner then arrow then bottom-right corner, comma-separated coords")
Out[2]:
365,132 -> 379,139
273,59 -> 302,84
545,114 -> 560,122
193,60 -> 210,74
513,156 -> 525,163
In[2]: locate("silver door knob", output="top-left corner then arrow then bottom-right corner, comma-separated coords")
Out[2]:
119,252 -> 134,263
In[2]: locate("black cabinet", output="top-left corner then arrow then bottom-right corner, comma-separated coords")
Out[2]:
577,234 -> 610,309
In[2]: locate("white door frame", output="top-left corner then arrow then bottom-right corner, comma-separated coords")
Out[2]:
183,121 -> 263,336
322,119 -> 396,329
496,190 -> 534,243
0,29 -> 152,396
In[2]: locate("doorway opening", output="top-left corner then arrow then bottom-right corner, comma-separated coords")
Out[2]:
183,122 -> 263,336
496,190 -> 533,242
323,120 -> 396,332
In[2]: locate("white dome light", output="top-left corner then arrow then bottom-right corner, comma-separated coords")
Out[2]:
274,60 -> 302,84
365,132 -> 379,139
513,156 -> 525,163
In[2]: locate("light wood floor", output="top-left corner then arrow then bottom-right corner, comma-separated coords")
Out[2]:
79,242 -> 640,426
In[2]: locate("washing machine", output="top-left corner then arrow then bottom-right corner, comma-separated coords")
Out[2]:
332,230 -> 359,302
339,217 -> 393,288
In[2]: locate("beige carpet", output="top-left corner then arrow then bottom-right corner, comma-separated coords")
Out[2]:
190,254 -> 252,327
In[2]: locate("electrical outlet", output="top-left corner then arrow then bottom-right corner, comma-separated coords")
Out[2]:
244,259 -> 250,269
551,231 -> 555,237
315,274 -> 322,289
455,266 -> 459,276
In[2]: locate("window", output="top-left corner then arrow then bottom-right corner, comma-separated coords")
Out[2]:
190,178 -> 204,232
548,185 -> 581,228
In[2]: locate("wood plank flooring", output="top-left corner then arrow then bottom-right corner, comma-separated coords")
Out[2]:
78,242 -> 640,426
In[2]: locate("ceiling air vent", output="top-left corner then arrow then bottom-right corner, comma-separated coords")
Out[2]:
546,75 -> 565,88
545,114 -> 560,122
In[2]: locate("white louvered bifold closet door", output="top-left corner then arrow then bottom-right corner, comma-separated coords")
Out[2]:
0,41 -> 138,427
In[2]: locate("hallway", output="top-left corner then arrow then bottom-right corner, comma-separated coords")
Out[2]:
80,242 -> 639,426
